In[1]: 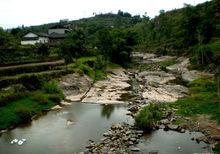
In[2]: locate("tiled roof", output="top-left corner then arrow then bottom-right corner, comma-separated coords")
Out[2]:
48,33 -> 68,39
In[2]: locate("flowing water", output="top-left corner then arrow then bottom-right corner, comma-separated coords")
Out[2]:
0,103 -> 133,154
0,102 -> 211,154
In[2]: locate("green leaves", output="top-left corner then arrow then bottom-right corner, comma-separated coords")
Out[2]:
97,28 -> 138,66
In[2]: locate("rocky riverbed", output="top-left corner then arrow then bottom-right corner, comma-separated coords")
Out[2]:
82,68 -> 131,104
86,123 -> 143,153
57,52 -> 217,153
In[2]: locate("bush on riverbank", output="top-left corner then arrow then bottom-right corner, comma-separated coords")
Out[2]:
0,84 -> 28,107
15,107 -> 32,123
135,103 -> 162,130
0,81 -> 64,130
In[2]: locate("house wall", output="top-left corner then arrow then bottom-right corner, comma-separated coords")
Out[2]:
48,29 -> 67,34
21,37 -> 49,45
21,40 -> 39,45
39,37 -> 49,43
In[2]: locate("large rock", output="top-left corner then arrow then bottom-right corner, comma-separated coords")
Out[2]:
51,105 -> 62,110
82,68 -> 132,104
132,52 -> 156,61
181,70 -> 201,82
142,84 -> 188,103
139,71 -> 176,84
65,92 -> 87,102
166,58 -> 190,74
149,56 -> 175,63
59,73 -> 92,97
131,147 -> 140,152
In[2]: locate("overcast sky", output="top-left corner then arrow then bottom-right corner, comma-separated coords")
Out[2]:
0,0 -> 209,28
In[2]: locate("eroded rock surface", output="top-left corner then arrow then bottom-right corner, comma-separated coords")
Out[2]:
59,73 -> 92,102
142,84 -> 188,103
82,68 -> 131,104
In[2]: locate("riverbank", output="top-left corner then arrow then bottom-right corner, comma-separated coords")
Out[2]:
130,52 -> 220,153
0,81 -> 64,131
83,52 -> 219,153
0,53 -> 219,153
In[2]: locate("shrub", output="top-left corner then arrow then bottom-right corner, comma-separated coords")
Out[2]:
0,84 -> 27,107
38,44 -> 49,56
48,93 -> 64,104
95,70 -> 107,81
21,75 -> 45,90
95,55 -> 107,70
15,107 -> 32,123
135,103 -> 162,130
42,80 -> 61,94
78,64 -> 95,78
31,91 -> 49,104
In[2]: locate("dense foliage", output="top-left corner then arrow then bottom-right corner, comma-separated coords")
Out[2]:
96,28 -> 138,66
0,81 -> 64,129
132,1 -> 220,71
135,103 -> 162,130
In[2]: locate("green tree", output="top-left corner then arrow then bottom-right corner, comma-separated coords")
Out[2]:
97,28 -> 138,66
59,30 -> 86,63
38,44 -> 49,56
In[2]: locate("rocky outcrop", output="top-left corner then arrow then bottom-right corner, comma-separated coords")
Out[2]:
135,70 -> 188,103
138,71 -> 176,84
82,68 -> 132,104
166,57 -> 190,74
59,73 -> 92,102
166,57 -> 214,82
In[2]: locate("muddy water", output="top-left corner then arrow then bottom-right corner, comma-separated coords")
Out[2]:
137,130 -> 212,154
0,102 -> 212,154
0,103 -> 133,154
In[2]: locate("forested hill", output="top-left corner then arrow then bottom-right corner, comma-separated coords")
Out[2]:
2,0 -> 220,71
9,11 -> 144,39
132,0 -> 220,71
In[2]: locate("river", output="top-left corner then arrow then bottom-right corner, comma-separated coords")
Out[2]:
0,102 -> 211,154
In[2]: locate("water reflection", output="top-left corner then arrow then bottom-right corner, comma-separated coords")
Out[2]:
0,103 -> 132,153
101,105 -> 115,119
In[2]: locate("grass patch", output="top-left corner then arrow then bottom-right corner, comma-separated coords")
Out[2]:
77,64 -> 95,78
159,59 -> 177,68
0,84 -> 28,107
0,97 -> 55,130
0,81 -> 64,130
107,62 -> 121,69
169,78 -> 220,123
135,103 -> 162,130
95,70 -> 107,81
42,80 -> 63,94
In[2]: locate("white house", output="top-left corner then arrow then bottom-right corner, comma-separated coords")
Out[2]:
21,32 -> 49,45
21,23 -> 71,45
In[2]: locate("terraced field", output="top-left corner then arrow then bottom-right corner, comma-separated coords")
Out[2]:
0,59 -> 71,89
